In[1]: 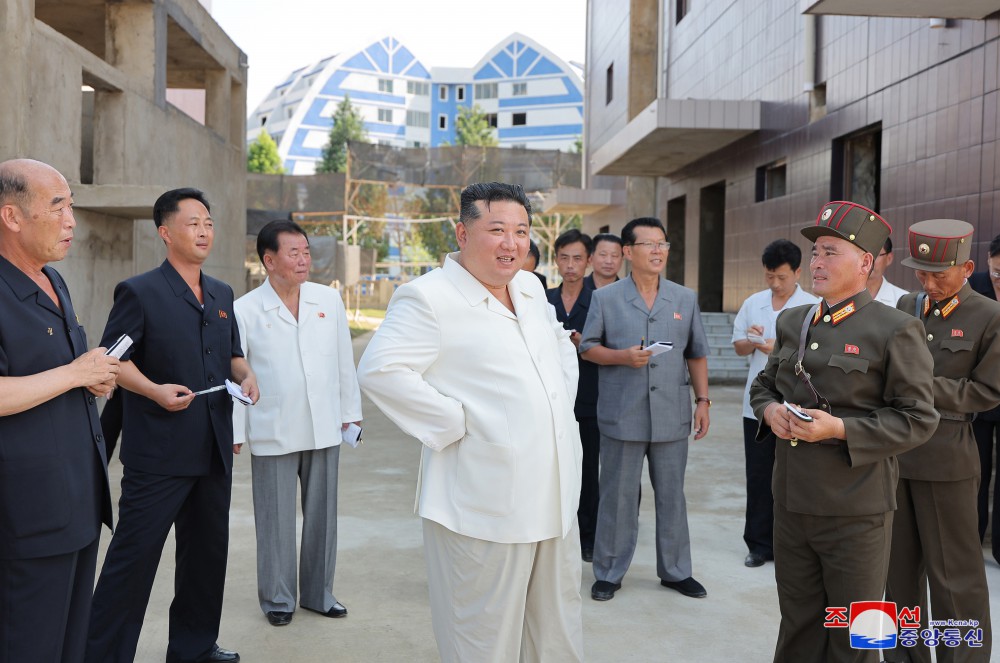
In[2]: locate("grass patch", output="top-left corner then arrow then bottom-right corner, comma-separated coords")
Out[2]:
348,308 -> 386,337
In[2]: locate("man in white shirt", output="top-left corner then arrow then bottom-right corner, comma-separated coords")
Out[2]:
868,237 -> 909,306
233,220 -> 362,627
358,182 -> 583,662
732,239 -> 818,568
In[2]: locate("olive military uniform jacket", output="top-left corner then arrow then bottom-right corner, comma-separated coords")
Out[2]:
896,283 -> 1000,481
750,289 -> 939,517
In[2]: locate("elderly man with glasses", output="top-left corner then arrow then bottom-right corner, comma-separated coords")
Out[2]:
580,216 -> 711,603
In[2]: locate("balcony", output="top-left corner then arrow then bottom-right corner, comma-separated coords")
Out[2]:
540,186 -> 624,216
802,0 -> 1000,19
590,98 -> 761,177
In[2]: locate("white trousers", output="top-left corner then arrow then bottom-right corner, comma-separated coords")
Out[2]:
422,518 -> 584,663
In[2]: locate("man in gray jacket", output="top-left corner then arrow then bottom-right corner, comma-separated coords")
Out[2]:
580,216 -> 711,602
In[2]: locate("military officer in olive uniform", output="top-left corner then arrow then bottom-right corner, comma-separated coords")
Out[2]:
884,219 -> 1000,663
750,201 -> 939,663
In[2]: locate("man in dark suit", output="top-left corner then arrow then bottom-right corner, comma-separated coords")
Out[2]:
0,158 -> 117,663
970,234 -> 1000,564
546,229 -> 599,561
85,188 -> 259,663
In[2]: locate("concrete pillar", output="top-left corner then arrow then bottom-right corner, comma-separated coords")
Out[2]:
106,1 -> 164,104
626,176 -> 658,220
229,78 -> 246,148
0,0 -> 32,157
204,69 -> 229,139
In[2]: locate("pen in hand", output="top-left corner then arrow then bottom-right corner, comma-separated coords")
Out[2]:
641,336 -> 645,349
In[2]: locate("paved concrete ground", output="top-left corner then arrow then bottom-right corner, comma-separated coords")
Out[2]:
100,331 -> 1000,662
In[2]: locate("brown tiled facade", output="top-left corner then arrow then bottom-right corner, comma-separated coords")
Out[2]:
584,1 -> 1000,312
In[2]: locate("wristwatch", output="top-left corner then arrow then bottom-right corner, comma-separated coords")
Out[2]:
695,396 -> 711,407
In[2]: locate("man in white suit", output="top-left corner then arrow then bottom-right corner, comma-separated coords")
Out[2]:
233,220 -> 362,627
358,182 -> 583,663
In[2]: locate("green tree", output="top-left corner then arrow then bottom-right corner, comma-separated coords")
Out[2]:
454,104 -> 498,147
411,189 -> 459,260
316,95 -> 368,173
246,130 -> 284,173
572,135 -> 583,154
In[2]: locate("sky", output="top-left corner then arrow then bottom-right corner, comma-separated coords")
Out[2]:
211,0 -> 587,114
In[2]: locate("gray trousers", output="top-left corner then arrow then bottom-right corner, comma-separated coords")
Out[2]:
592,434 -> 692,584
251,445 -> 340,614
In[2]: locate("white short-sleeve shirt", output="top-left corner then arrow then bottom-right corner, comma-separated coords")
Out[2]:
732,284 -> 820,419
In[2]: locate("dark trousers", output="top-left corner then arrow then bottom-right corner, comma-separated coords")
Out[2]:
885,477 -> 991,663
85,467 -> 232,663
577,416 -> 600,550
0,537 -> 99,663
772,504 -> 891,663
975,417 -> 1000,562
743,417 -> 775,557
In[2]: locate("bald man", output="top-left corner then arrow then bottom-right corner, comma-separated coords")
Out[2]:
0,159 -> 117,663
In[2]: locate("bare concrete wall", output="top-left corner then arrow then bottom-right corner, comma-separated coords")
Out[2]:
1,0 -> 248,342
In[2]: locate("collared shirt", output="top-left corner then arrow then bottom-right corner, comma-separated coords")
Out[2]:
233,278 -> 362,455
732,284 -> 819,419
872,277 -> 908,308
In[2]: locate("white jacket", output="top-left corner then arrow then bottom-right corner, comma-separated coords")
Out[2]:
357,255 -> 582,544
233,279 -> 362,455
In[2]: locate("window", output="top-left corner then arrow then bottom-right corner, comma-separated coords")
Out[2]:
475,82 -> 498,99
408,140 -> 424,148
377,139 -> 392,146
676,0 -> 689,23
606,63 -> 614,105
457,86 -> 465,101
439,85 -> 448,101
438,114 -> 448,130
260,115 -> 268,126
755,160 -> 787,202
832,125 -> 882,211
285,105 -> 296,119
406,110 -> 429,127
512,143 -> 527,149
512,112 -> 527,126
512,82 -> 528,96
407,80 -> 429,96
378,108 -> 393,123
486,113 -> 498,128
378,78 -> 393,93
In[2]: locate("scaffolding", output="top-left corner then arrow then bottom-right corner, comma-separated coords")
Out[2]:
246,143 -> 584,305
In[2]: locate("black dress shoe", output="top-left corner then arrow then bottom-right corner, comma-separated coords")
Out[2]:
201,644 -> 240,662
744,552 -> 768,567
303,601 -> 348,618
660,576 -> 707,598
581,546 -> 594,563
266,610 -> 293,626
591,580 -> 621,601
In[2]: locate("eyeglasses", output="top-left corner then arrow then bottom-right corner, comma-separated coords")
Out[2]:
632,241 -> 671,250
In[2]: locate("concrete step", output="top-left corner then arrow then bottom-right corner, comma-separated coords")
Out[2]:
702,312 -> 745,385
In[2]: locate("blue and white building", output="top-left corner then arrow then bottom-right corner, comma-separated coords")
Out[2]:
247,34 -> 584,174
